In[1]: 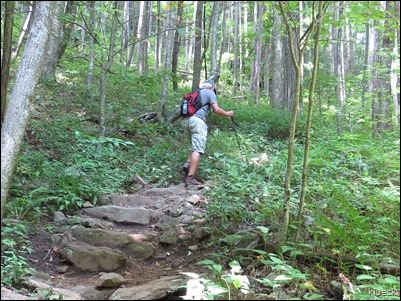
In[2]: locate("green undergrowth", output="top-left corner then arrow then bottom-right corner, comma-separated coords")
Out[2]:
2,71 -> 399,298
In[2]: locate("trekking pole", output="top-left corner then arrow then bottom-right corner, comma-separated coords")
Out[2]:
230,117 -> 241,148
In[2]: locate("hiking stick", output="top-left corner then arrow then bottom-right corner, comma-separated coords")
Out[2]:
231,117 -> 241,148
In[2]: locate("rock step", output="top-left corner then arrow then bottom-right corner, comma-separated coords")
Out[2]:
15,183 -> 214,300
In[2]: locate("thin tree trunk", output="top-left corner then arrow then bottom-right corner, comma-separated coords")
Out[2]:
99,1 -> 121,138
12,2 -> 32,59
390,48 -> 400,126
251,2 -> 264,105
375,1 -> 394,133
361,22 -> 370,110
217,2 -> 228,84
172,1 -> 184,90
142,1 -> 152,73
1,1 -> 57,219
87,1 -> 95,93
1,1 -> 15,126
250,3 -> 258,97
209,1 -> 220,83
136,1 -> 148,75
126,1 -> 140,67
184,15 -> 192,72
121,1 -> 131,63
334,2 -> 346,135
192,1 -> 203,90
41,1 -> 66,81
202,2 -> 209,79
271,5 -> 283,109
284,30 -> 297,112
155,1 -> 162,71
232,1 -> 240,96
57,1 -> 76,61
371,20 -> 381,137
263,36 -> 271,102
393,1 -> 400,126
159,1 -> 176,121
344,14 -> 353,75
136,1 -> 145,74
238,2 -> 243,93
278,0 -> 317,243
296,2 -> 324,242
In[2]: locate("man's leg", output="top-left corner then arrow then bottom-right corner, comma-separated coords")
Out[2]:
188,151 -> 200,176
185,117 -> 206,186
185,151 -> 202,186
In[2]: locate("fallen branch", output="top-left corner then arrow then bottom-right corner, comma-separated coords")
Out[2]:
138,112 -> 158,123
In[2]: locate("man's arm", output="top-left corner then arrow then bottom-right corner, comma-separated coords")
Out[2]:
211,103 -> 234,117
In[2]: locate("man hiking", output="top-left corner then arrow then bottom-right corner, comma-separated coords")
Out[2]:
181,79 -> 235,186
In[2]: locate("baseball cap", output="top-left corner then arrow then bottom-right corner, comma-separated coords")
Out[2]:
204,79 -> 216,88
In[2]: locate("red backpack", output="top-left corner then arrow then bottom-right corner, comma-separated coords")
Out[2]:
180,88 -> 203,117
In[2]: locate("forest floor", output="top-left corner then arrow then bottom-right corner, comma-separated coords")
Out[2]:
26,217 -> 219,289
23,215 -> 340,300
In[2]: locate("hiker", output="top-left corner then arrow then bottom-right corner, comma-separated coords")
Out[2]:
181,79 -> 235,186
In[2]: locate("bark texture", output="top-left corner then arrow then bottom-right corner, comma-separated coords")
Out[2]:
1,1 -> 57,219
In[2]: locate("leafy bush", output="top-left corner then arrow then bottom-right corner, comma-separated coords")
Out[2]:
1,221 -> 35,287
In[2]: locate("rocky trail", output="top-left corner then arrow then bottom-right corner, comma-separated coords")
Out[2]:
2,182 -> 222,300
3,180 -> 384,300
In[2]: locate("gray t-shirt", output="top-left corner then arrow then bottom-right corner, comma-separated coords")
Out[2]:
194,88 -> 217,123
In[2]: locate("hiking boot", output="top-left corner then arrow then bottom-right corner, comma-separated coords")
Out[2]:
182,161 -> 190,175
185,175 -> 202,186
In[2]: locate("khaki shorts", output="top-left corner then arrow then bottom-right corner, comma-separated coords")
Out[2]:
181,116 -> 208,154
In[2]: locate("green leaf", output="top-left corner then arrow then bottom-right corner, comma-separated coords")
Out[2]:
270,256 -> 285,264
357,274 -> 376,280
212,264 -> 222,273
355,264 -> 373,270
281,246 -> 295,253
274,275 -> 292,281
197,259 -> 215,266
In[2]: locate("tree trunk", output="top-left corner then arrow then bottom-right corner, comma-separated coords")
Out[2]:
232,1 -> 240,96
263,36 -> 271,102
121,1 -> 131,63
155,1 -> 162,71
284,31 -> 297,111
344,15 -> 353,75
41,1 -> 66,81
296,2 -> 324,242
139,0 -> 151,74
361,22 -> 370,110
393,1 -> 400,126
98,1 -> 121,139
278,0 -> 318,243
57,1 -> 76,61
208,1 -> 220,83
1,1 -> 15,126
370,20 -> 381,137
87,1 -> 95,93
136,1 -> 145,74
172,1 -> 184,90
250,2 -> 264,105
126,1 -> 140,67
1,1 -> 57,219
271,5 -> 284,109
192,1 -> 203,90
184,14 -> 192,73
334,2 -> 346,135
159,1 -> 176,121
372,1 -> 394,134
217,2 -> 228,85
12,2 -> 33,59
